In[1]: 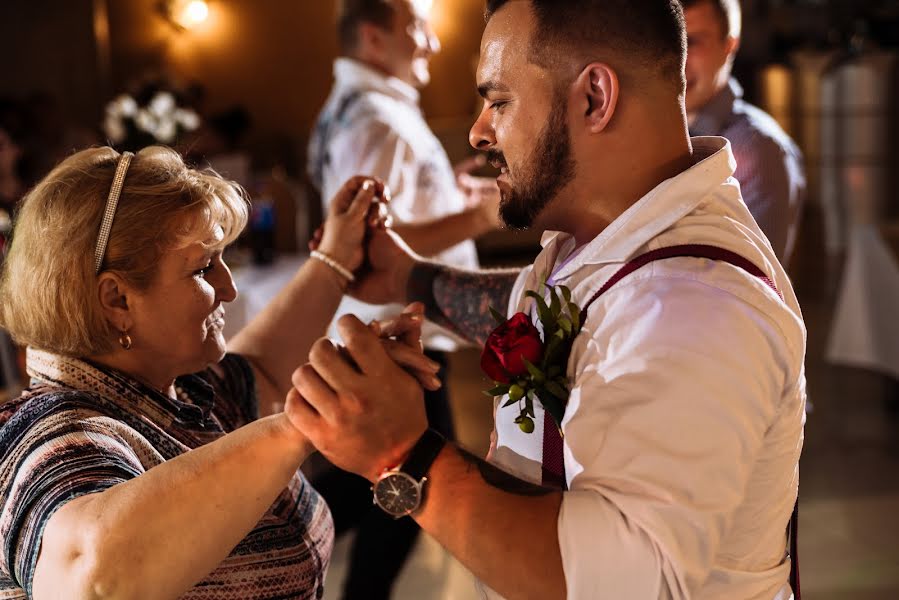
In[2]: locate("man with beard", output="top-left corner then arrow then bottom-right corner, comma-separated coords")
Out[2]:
290,1 -> 806,598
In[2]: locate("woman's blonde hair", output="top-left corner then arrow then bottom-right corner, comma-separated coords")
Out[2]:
0,146 -> 249,356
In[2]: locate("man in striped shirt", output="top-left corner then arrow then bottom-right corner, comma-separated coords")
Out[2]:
683,0 -> 805,266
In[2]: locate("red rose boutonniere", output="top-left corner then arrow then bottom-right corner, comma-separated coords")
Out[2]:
481,281 -> 582,434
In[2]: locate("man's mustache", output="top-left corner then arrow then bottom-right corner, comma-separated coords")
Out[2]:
486,150 -> 507,170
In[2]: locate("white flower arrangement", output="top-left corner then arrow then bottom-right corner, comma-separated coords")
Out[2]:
103,91 -> 201,149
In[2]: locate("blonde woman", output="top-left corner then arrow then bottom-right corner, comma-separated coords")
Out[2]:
0,146 -> 438,599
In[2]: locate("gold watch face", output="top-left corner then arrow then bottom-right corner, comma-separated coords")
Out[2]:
373,471 -> 421,518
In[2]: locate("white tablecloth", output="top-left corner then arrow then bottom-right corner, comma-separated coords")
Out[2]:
826,224 -> 899,379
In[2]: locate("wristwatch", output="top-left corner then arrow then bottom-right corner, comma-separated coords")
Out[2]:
372,428 -> 446,519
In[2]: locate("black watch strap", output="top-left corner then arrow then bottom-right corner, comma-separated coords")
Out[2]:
401,428 -> 446,481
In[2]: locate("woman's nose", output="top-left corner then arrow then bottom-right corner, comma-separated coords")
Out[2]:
216,261 -> 238,303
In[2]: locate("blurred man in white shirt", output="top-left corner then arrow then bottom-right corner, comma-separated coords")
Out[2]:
306,1 -> 501,598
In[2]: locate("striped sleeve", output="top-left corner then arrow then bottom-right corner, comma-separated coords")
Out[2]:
0,393 -> 147,594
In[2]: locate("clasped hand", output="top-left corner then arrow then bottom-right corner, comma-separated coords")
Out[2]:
286,307 -> 433,481
292,177 -> 434,480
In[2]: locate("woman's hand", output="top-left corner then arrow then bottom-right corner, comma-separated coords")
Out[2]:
316,176 -> 389,273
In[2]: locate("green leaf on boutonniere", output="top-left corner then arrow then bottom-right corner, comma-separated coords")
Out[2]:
568,303 -> 581,332
537,390 -> 567,431
544,379 -> 568,400
558,317 -> 573,336
547,365 -> 562,378
489,306 -> 506,326
548,285 -> 562,318
502,396 -> 519,408
541,335 -> 565,370
525,290 -> 554,328
523,357 -> 545,383
560,285 -> 572,303
484,384 -> 511,397
526,389 -> 538,416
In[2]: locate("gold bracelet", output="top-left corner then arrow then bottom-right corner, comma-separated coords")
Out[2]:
311,250 -> 355,283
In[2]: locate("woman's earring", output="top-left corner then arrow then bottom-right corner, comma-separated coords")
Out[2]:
118,331 -> 133,350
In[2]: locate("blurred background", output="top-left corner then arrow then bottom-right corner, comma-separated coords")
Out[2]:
1,1 -> 899,598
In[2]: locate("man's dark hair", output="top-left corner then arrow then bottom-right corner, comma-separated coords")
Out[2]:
337,0 -> 396,54
680,0 -> 741,39
485,0 -> 687,87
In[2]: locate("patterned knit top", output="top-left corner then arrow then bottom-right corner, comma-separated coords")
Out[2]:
0,348 -> 333,599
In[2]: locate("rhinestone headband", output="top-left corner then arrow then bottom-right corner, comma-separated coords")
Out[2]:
94,151 -> 134,274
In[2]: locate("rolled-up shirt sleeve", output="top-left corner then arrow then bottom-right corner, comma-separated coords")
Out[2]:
557,274 -> 790,598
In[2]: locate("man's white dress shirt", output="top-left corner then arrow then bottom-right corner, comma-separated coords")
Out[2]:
484,137 -> 806,599
308,58 -> 478,350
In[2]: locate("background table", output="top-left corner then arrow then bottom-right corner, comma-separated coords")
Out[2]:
224,253 -> 309,340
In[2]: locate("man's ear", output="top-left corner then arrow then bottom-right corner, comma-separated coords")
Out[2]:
97,273 -> 132,332
726,35 -> 740,57
575,62 -> 619,134
357,22 -> 388,62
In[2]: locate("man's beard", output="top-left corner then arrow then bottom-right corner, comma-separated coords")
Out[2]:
490,97 -> 576,230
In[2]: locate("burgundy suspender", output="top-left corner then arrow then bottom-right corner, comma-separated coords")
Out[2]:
539,244 -> 799,599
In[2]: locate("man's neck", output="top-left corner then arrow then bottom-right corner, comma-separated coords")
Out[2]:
348,54 -> 392,79
562,114 -> 693,246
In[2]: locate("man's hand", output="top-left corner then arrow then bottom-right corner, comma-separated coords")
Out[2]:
455,153 -> 502,232
348,227 -> 418,306
286,312 -> 429,481
452,153 -> 487,179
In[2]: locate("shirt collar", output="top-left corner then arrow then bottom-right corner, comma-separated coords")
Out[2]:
333,57 -> 420,107
536,136 -> 736,283
26,347 -> 215,426
689,77 -> 743,137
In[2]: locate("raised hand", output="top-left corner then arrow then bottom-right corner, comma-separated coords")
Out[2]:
452,153 -> 487,179
314,175 -> 389,274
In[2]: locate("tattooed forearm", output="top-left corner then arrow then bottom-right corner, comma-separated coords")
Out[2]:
457,447 -> 554,497
407,262 -> 520,345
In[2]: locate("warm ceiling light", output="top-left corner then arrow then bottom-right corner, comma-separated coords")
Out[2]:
168,0 -> 209,30
412,0 -> 433,17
